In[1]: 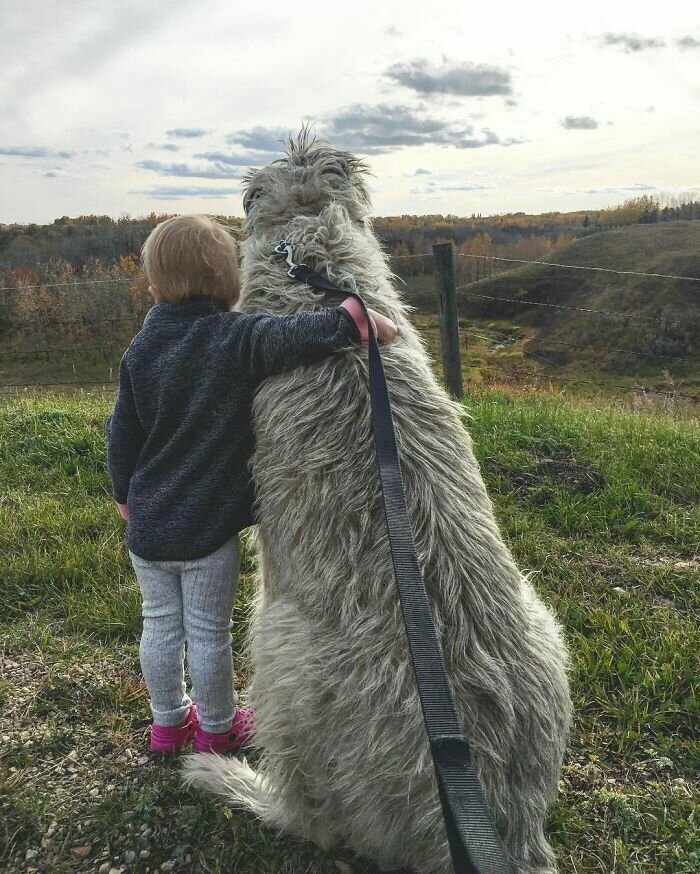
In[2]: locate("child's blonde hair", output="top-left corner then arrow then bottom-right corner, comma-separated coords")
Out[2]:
141,215 -> 240,307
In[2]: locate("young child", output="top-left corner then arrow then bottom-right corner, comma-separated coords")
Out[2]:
106,215 -> 396,755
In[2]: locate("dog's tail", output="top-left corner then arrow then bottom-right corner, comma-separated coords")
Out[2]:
181,754 -> 272,819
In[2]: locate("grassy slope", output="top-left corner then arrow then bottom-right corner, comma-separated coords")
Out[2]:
0,392 -> 698,873
456,222 -> 700,393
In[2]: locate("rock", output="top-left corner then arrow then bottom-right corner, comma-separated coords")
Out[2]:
99,864 -> 111,874
25,849 -> 39,862
160,862 -> 176,872
41,836 -> 53,849
140,850 -> 151,859
334,863 -> 353,874
137,755 -> 149,765
72,844 -> 92,859
124,850 -> 136,863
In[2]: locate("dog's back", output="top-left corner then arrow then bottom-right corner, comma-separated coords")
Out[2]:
184,137 -> 571,874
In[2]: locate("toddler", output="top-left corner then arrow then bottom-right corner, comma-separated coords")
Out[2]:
106,215 -> 396,754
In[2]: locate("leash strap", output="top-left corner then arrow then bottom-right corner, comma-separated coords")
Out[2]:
276,244 -> 513,874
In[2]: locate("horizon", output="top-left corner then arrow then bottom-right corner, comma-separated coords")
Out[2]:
4,191 -> 696,230
2,1 -> 699,223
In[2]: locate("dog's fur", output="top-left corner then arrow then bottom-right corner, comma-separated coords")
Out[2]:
183,133 -> 572,873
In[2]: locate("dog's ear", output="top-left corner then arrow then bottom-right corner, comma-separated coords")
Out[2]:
242,184 -> 263,216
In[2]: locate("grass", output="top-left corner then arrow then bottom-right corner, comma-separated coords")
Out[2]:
1,391 -> 698,873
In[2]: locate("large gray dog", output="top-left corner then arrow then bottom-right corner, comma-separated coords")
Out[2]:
183,134 -> 572,873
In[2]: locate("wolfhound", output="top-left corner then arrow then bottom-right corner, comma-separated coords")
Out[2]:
183,134 -> 572,873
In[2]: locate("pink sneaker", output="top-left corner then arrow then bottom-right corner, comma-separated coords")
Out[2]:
150,705 -> 198,754
193,707 -> 256,753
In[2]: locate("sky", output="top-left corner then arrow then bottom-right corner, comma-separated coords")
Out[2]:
1,0 -> 699,223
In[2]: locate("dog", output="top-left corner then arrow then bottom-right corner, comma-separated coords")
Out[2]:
183,132 -> 572,873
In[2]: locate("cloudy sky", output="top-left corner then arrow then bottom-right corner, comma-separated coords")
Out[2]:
1,0 -> 698,223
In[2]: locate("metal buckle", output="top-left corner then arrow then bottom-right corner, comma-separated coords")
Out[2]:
273,240 -> 306,276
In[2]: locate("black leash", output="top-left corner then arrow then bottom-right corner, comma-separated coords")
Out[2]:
274,242 -> 513,874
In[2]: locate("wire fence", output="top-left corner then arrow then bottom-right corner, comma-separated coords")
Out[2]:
0,250 -> 698,405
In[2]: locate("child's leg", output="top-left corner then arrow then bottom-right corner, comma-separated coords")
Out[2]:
130,552 -> 192,727
181,536 -> 240,733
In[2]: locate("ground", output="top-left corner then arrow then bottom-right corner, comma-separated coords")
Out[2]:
0,390 -> 698,873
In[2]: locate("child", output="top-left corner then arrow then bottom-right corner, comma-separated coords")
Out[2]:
106,215 -> 396,755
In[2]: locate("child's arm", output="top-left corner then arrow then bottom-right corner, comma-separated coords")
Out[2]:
225,301 -> 395,384
105,353 -> 146,513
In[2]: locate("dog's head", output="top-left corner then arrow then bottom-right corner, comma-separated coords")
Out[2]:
242,129 -> 372,237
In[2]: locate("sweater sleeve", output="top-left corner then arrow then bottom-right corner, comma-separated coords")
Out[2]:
105,354 -> 146,504
223,306 -> 361,385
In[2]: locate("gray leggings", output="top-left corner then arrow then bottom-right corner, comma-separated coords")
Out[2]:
129,535 -> 240,733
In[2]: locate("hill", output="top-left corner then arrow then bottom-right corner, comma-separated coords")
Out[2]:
456,222 -> 700,392
0,390 -> 698,872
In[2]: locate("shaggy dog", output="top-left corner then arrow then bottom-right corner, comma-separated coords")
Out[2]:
183,134 -> 572,873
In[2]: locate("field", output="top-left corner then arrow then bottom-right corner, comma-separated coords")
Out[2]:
1,389 -> 698,873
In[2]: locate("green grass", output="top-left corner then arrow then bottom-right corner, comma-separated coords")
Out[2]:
1,391 -> 698,872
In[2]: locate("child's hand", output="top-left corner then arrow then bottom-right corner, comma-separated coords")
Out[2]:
116,502 -> 129,520
367,309 -> 398,345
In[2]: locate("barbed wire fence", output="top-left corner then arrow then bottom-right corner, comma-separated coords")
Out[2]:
391,245 -> 699,407
0,247 -> 698,405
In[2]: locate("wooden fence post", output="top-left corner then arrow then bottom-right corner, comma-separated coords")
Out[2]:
432,242 -> 464,399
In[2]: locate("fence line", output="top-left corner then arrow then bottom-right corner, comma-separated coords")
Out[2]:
0,276 -> 141,292
1,248 -> 697,404
456,253 -> 700,283
1,251 -> 699,293
456,288 -> 679,325
391,251 -> 700,283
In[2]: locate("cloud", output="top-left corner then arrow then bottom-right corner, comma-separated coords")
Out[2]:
601,33 -> 665,52
385,26 -> 401,37
581,183 -> 656,195
0,145 -> 75,159
413,168 -> 432,176
561,115 -> 599,130
385,59 -> 512,97
192,150 -> 272,166
676,36 -> 700,49
165,128 -> 209,138
226,127 -> 290,152
131,185 -> 241,200
411,180 -> 493,195
439,183 -> 494,191
224,105 -> 523,160
146,142 -> 180,151
323,103 -> 512,153
135,159 -> 246,179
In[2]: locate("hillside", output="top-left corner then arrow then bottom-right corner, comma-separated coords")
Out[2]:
457,222 -> 700,390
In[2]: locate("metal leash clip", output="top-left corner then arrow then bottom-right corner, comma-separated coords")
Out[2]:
273,240 -> 307,277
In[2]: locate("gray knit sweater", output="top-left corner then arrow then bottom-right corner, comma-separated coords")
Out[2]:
106,300 -> 360,561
